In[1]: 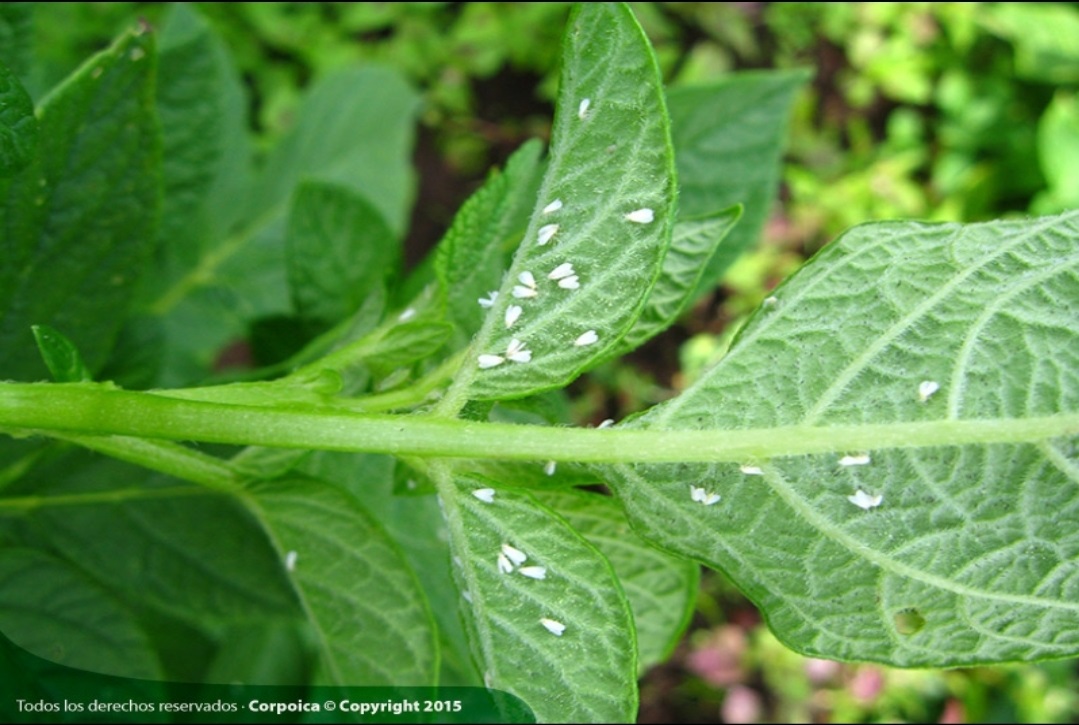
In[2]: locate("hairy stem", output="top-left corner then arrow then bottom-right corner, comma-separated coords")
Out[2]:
1,383 -> 1076,466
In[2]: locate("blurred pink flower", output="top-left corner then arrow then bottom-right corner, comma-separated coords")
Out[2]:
939,698 -> 965,724
722,684 -> 763,724
804,657 -> 841,685
849,666 -> 884,703
686,626 -> 746,687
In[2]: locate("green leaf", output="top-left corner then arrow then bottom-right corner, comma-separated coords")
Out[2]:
0,60 -> 36,177
155,2 -> 253,264
443,3 -> 677,406
363,320 -> 454,379
204,621 -> 314,686
255,66 -> 420,238
299,453 -> 477,686
279,285 -> 388,386
248,476 -> 438,686
614,207 -> 742,356
0,3 -> 32,78
534,489 -> 698,673
0,548 -> 162,679
668,70 -> 808,297
20,460 -> 301,628
281,288 -> 452,395
0,28 -> 160,381
1033,91 -> 1079,214
981,3 -> 1079,84
603,211 -> 1079,666
148,63 -> 418,386
31,324 -> 91,382
437,470 -> 638,723
435,139 -> 545,347
287,181 -> 398,327
146,4 -> 255,386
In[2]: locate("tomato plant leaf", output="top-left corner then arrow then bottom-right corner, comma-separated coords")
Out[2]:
444,3 -> 677,405
5,1 -> 1079,715
0,28 -> 159,381
286,181 -> 398,328
297,453 -> 479,686
437,470 -> 638,722
18,459 -> 300,627
669,70 -> 808,297
147,3 -> 254,386
249,476 -> 439,686
361,321 -> 454,380
614,207 -> 742,356
254,67 -> 420,238
0,60 -> 36,177
31,325 -> 91,382
0,549 -> 162,679
435,139 -> 545,349
149,59 -> 418,387
603,211 -> 1079,666
155,2 -> 253,265
534,489 -> 699,673
0,3 -> 32,78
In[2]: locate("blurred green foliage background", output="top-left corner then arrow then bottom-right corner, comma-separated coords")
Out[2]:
19,2 -> 1079,722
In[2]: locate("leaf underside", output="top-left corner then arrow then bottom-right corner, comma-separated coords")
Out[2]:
440,473 -> 637,723
431,6 -> 681,721
534,489 -> 698,673
250,477 -> 438,686
451,2 -> 677,403
603,211 -> 1079,667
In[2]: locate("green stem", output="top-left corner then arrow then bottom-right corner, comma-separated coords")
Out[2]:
52,433 -> 243,492
1,383 -> 1076,465
332,351 -> 464,413
0,485 -> 221,514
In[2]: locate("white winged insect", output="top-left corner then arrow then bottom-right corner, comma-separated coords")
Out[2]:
537,223 -> 559,246
540,617 -> 566,636
501,543 -> 528,566
625,208 -> 654,224
848,490 -> 883,510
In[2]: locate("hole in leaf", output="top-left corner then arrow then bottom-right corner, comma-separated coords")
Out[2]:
893,608 -> 926,635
